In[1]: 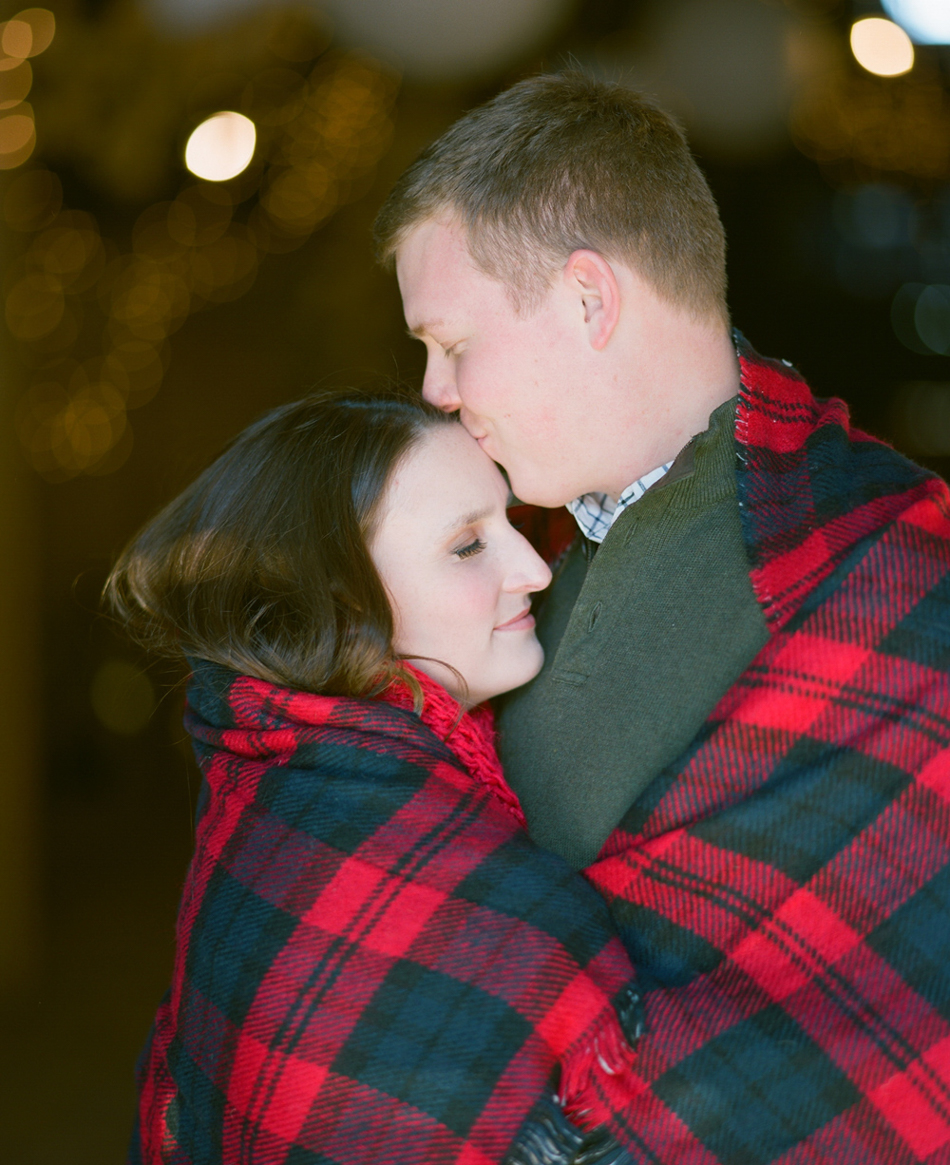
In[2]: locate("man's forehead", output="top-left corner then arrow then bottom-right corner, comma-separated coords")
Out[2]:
397,220 -> 485,333
397,216 -> 477,282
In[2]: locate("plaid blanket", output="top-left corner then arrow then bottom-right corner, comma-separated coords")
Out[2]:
576,343 -> 950,1162
131,342 -> 950,1163
130,661 -> 641,1165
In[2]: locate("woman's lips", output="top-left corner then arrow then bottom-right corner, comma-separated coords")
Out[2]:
494,606 -> 535,632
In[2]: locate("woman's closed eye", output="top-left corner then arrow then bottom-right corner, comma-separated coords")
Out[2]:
454,538 -> 486,560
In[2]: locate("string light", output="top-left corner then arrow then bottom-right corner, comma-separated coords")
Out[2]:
8,8 -> 399,483
184,111 -> 257,182
2,20 -> 33,60
0,61 -> 31,108
850,17 -> 915,77
0,106 -> 34,168
0,8 -> 54,170
0,8 -> 55,60
882,0 -> 950,46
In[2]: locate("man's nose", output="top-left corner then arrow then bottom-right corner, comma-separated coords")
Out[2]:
421,356 -> 462,412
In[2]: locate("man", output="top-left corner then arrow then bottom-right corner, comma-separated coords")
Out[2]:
376,73 -> 950,1163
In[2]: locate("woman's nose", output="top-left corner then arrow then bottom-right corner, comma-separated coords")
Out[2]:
507,538 -> 553,594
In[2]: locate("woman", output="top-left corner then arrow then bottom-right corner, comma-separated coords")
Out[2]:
108,389 -> 641,1165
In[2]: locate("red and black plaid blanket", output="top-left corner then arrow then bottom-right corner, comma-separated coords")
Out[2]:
130,661 -> 641,1165
575,343 -> 950,1162
132,342 -> 950,1164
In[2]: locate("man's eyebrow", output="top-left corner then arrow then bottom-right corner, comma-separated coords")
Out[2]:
407,320 -> 443,339
441,507 -> 490,534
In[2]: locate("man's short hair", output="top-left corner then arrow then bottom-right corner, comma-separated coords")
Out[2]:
375,71 -> 728,324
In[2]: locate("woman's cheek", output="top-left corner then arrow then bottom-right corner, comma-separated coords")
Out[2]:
459,570 -> 498,626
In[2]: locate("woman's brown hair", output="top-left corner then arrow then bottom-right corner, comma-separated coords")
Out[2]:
105,388 -> 455,696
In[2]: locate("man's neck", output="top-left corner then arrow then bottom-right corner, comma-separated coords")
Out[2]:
597,322 -> 740,502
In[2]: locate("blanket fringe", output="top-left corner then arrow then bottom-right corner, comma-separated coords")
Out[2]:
506,1094 -> 634,1165
557,983 -> 643,1127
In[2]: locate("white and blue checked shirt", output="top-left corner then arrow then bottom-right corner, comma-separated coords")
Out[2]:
566,461 -> 673,544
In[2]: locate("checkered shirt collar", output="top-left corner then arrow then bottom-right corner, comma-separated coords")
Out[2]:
567,461 -> 673,544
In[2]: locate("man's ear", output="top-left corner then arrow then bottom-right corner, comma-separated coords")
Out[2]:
563,250 -> 621,351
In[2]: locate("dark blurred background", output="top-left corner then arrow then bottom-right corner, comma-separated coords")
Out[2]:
1,0 -> 949,1158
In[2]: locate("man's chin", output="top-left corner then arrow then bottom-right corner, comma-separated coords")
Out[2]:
494,462 -> 575,508
510,483 -> 574,509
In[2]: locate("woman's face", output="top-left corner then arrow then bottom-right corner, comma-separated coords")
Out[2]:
371,424 -> 553,705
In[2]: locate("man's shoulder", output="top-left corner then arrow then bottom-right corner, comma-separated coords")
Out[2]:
736,342 -> 950,632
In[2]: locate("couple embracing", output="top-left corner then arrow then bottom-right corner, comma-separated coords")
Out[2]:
118,73 -> 950,1165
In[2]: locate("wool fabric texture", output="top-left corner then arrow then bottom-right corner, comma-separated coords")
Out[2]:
568,342 -> 950,1162
131,341 -> 950,1164
130,661 -> 641,1165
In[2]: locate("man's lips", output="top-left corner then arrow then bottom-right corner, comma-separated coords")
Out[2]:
494,606 -> 535,632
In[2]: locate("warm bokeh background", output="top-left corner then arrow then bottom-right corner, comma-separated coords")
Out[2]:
1,0 -> 948,1159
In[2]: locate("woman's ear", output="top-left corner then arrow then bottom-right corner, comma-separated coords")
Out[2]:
563,249 -> 621,351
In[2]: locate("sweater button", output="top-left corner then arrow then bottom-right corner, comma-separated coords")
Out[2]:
588,602 -> 602,631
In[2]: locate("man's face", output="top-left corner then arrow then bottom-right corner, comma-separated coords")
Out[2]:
396,217 -> 603,507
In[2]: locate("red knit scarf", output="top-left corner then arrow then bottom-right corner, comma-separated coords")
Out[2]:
379,663 -> 527,828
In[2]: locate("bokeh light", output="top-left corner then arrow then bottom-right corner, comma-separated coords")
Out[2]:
915,285 -> 950,353
891,283 -> 950,354
7,4 -> 950,1154
591,0 -> 827,160
850,17 -> 914,77
0,60 -> 31,108
0,9 -> 53,170
1,19 -> 32,60
791,64 -> 950,183
184,111 -> 256,182
14,375 -> 131,482
5,271 -> 63,339
308,0 -> 572,83
882,0 -> 950,45
835,184 -> 914,250
9,18 -> 398,482
102,339 -> 168,408
142,0 -> 271,35
0,8 -> 55,60
0,105 -> 34,168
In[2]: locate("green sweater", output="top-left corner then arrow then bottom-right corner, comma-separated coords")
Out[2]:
496,397 -> 769,869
